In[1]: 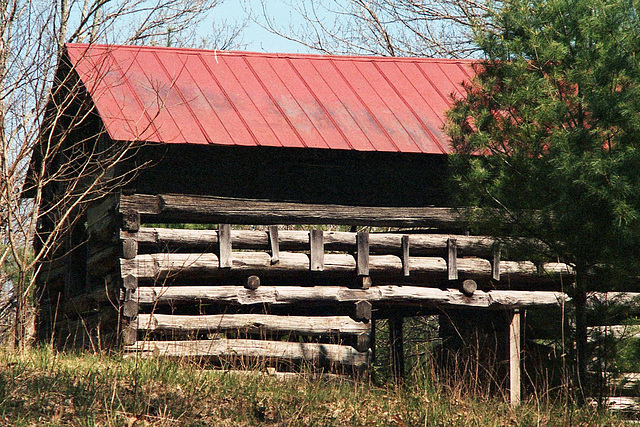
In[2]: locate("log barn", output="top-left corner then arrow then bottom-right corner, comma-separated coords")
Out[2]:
27,43 -> 574,404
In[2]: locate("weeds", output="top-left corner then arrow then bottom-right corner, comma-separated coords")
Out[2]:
0,346 -> 624,426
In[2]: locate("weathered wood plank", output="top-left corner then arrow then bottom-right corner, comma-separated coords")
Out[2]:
509,310 -> 522,407
357,231 -> 370,277
86,245 -> 119,279
119,193 -> 463,228
218,224 -> 232,268
600,396 -> 640,412
124,338 -> 370,366
135,285 -> 569,309
86,196 -> 117,243
447,238 -> 458,281
119,251 -> 572,285
268,226 -> 279,264
310,230 -> 324,271
129,227 -> 500,257
401,235 -> 410,277
492,245 -> 501,281
137,313 -> 369,336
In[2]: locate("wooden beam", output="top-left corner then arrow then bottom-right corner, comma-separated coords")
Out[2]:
124,339 -> 370,366
119,193 -> 463,228
120,252 -> 572,285
137,313 -> 369,336
128,226 -> 525,258
310,230 -> 324,271
218,224 -> 232,268
509,309 -> 522,407
135,285 -> 569,309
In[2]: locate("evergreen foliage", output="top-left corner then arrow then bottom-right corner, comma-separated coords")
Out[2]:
447,0 -> 640,393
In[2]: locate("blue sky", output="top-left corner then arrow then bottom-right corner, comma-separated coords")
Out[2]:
213,0 -> 312,53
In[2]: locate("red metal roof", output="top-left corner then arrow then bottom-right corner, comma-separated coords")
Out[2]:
65,43 -> 475,154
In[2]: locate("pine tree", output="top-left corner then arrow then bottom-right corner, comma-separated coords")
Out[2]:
447,0 -> 640,397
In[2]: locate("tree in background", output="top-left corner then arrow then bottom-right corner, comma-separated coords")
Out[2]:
0,0 -> 245,348
447,0 -> 640,396
252,0 -> 489,57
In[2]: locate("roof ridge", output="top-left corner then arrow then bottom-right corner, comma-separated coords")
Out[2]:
65,43 -> 479,64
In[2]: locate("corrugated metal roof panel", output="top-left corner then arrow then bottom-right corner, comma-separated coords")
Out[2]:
65,43 -> 476,154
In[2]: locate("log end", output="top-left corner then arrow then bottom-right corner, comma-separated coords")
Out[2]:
356,276 -> 372,290
245,275 -> 261,290
460,279 -> 477,297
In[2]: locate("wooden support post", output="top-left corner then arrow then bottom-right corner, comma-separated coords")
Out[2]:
122,274 -> 138,346
447,238 -> 458,281
390,316 -> 404,382
218,224 -> 232,268
268,225 -> 280,264
493,245 -> 501,282
401,235 -> 410,277
509,309 -> 522,407
309,230 -> 324,271
357,231 -> 370,276
357,231 -> 370,288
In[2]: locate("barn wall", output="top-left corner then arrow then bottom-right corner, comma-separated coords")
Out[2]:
123,145 -> 453,207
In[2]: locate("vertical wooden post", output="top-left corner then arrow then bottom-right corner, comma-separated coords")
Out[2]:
218,224 -> 232,268
357,231 -> 370,276
268,225 -> 280,264
509,309 -> 522,407
492,244 -> 501,282
447,238 -> 458,281
401,235 -> 410,277
310,230 -> 324,271
357,231 -> 371,288
390,316 -> 404,382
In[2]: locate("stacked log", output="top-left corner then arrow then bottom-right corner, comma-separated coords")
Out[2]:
114,193 -> 574,372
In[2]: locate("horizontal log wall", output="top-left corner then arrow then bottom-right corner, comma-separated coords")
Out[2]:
120,193 -> 464,228
125,339 -> 369,367
120,252 -> 572,287
126,227 -> 499,257
114,192 -> 574,371
134,285 -> 567,309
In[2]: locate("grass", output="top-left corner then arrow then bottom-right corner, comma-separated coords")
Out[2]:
0,346 -> 625,426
